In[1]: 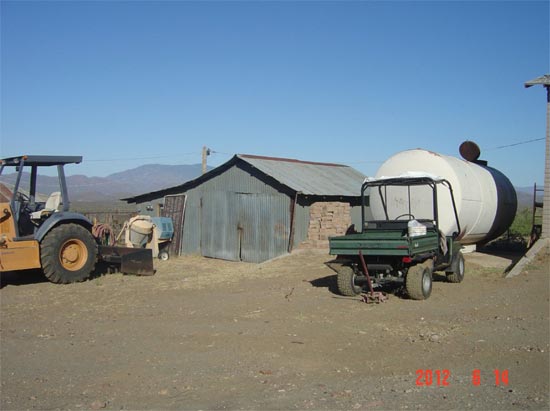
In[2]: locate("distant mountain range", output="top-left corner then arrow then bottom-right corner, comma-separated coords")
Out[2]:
0,162 -> 540,209
0,163 -> 209,202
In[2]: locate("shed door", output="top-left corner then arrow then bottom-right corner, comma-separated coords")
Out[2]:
201,191 -> 240,261
162,194 -> 186,257
238,193 -> 291,263
200,191 -> 291,263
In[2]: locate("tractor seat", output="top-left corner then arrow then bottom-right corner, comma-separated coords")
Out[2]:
30,191 -> 62,221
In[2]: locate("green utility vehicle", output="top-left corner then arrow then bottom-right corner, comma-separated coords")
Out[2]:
328,176 -> 465,300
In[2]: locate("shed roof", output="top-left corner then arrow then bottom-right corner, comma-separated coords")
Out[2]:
122,154 -> 366,203
237,154 -> 365,196
524,74 -> 550,87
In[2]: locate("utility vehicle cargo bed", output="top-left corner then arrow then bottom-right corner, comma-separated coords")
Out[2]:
329,230 -> 439,256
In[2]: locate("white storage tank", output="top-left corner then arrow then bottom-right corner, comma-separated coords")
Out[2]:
370,146 -> 517,245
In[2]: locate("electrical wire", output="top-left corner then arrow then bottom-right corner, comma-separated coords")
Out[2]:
487,137 -> 545,150
84,152 -> 200,162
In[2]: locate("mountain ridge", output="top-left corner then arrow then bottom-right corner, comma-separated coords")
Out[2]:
0,163 -> 208,202
0,163 -> 540,208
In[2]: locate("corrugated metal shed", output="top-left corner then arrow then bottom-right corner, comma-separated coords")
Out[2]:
122,154 -> 366,263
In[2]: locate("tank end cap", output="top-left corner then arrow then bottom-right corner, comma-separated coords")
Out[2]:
459,141 -> 481,162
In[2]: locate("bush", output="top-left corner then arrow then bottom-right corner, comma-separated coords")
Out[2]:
509,207 -> 532,237
481,207 -> 532,252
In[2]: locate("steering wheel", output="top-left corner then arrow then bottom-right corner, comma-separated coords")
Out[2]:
394,213 -> 416,220
16,191 -> 30,203
14,191 -> 36,218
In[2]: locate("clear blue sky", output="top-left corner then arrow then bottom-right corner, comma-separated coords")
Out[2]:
1,0 -> 548,187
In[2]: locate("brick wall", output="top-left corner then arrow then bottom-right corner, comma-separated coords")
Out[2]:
299,201 -> 352,249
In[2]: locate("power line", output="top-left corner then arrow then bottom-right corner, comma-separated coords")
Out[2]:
65,137 -> 545,169
487,137 -> 545,150
81,145 -> 384,166
82,150 -> 233,163
83,152 -> 200,162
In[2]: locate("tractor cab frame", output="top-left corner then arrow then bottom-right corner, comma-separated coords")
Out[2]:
1,155 -> 89,239
1,155 -> 154,283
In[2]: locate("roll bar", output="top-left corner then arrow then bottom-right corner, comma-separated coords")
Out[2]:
360,176 -> 461,237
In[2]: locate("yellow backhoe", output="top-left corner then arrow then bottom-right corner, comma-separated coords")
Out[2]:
0,155 -> 154,283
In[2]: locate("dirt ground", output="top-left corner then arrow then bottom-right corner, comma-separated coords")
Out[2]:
1,245 -> 549,410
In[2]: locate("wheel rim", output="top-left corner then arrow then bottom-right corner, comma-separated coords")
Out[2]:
352,272 -> 363,292
422,269 -> 432,294
459,257 -> 464,275
59,239 -> 88,271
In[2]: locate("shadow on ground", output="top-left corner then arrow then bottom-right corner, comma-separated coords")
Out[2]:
474,245 -> 526,274
0,269 -> 48,288
0,265 -> 117,289
309,273 -> 407,299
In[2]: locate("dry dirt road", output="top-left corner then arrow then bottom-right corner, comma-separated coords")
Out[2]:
1,246 -> 548,410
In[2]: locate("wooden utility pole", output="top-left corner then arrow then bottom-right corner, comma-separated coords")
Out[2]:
202,146 -> 211,175
525,75 -> 550,239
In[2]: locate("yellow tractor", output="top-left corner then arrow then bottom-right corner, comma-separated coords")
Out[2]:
0,155 -> 154,283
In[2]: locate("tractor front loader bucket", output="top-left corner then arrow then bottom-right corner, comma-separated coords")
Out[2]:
99,246 -> 155,276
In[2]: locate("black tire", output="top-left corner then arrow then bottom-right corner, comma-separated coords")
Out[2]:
405,261 -> 433,300
40,223 -> 98,284
446,251 -> 465,283
337,265 -> 363,296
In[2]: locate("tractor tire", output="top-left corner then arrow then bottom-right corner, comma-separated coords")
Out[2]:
40,223 -> 98,284
446,251 -> 465,283
405,261 -> 433,300
336,265 -> 363,296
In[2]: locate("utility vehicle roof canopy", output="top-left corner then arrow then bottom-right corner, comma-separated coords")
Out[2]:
364,171 -> 444,185
362,176 -> 451,191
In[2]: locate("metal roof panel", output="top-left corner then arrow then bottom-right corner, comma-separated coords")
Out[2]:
237,154 -> 365,196
123,154 -> 367,202
524,74 -> 550,87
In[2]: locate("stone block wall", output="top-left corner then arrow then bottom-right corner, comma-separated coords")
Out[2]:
299,201 -> 352,249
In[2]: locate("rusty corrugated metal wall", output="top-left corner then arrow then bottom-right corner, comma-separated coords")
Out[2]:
201,191 -> 238,261
177,164 -> 291,262
239,193 -> 291,262
292,203 -> 310,249
200,192 -> 290,263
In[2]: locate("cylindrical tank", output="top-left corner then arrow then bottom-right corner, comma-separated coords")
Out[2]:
371,149 -> 517,245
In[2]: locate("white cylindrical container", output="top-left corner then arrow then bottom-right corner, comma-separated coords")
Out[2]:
129,216 -> 154,247
370,149 -> 517,245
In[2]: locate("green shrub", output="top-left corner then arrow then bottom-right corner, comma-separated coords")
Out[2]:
509,207 -> 532,237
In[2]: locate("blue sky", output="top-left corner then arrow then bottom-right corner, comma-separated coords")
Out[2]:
1,0 -> 548,186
